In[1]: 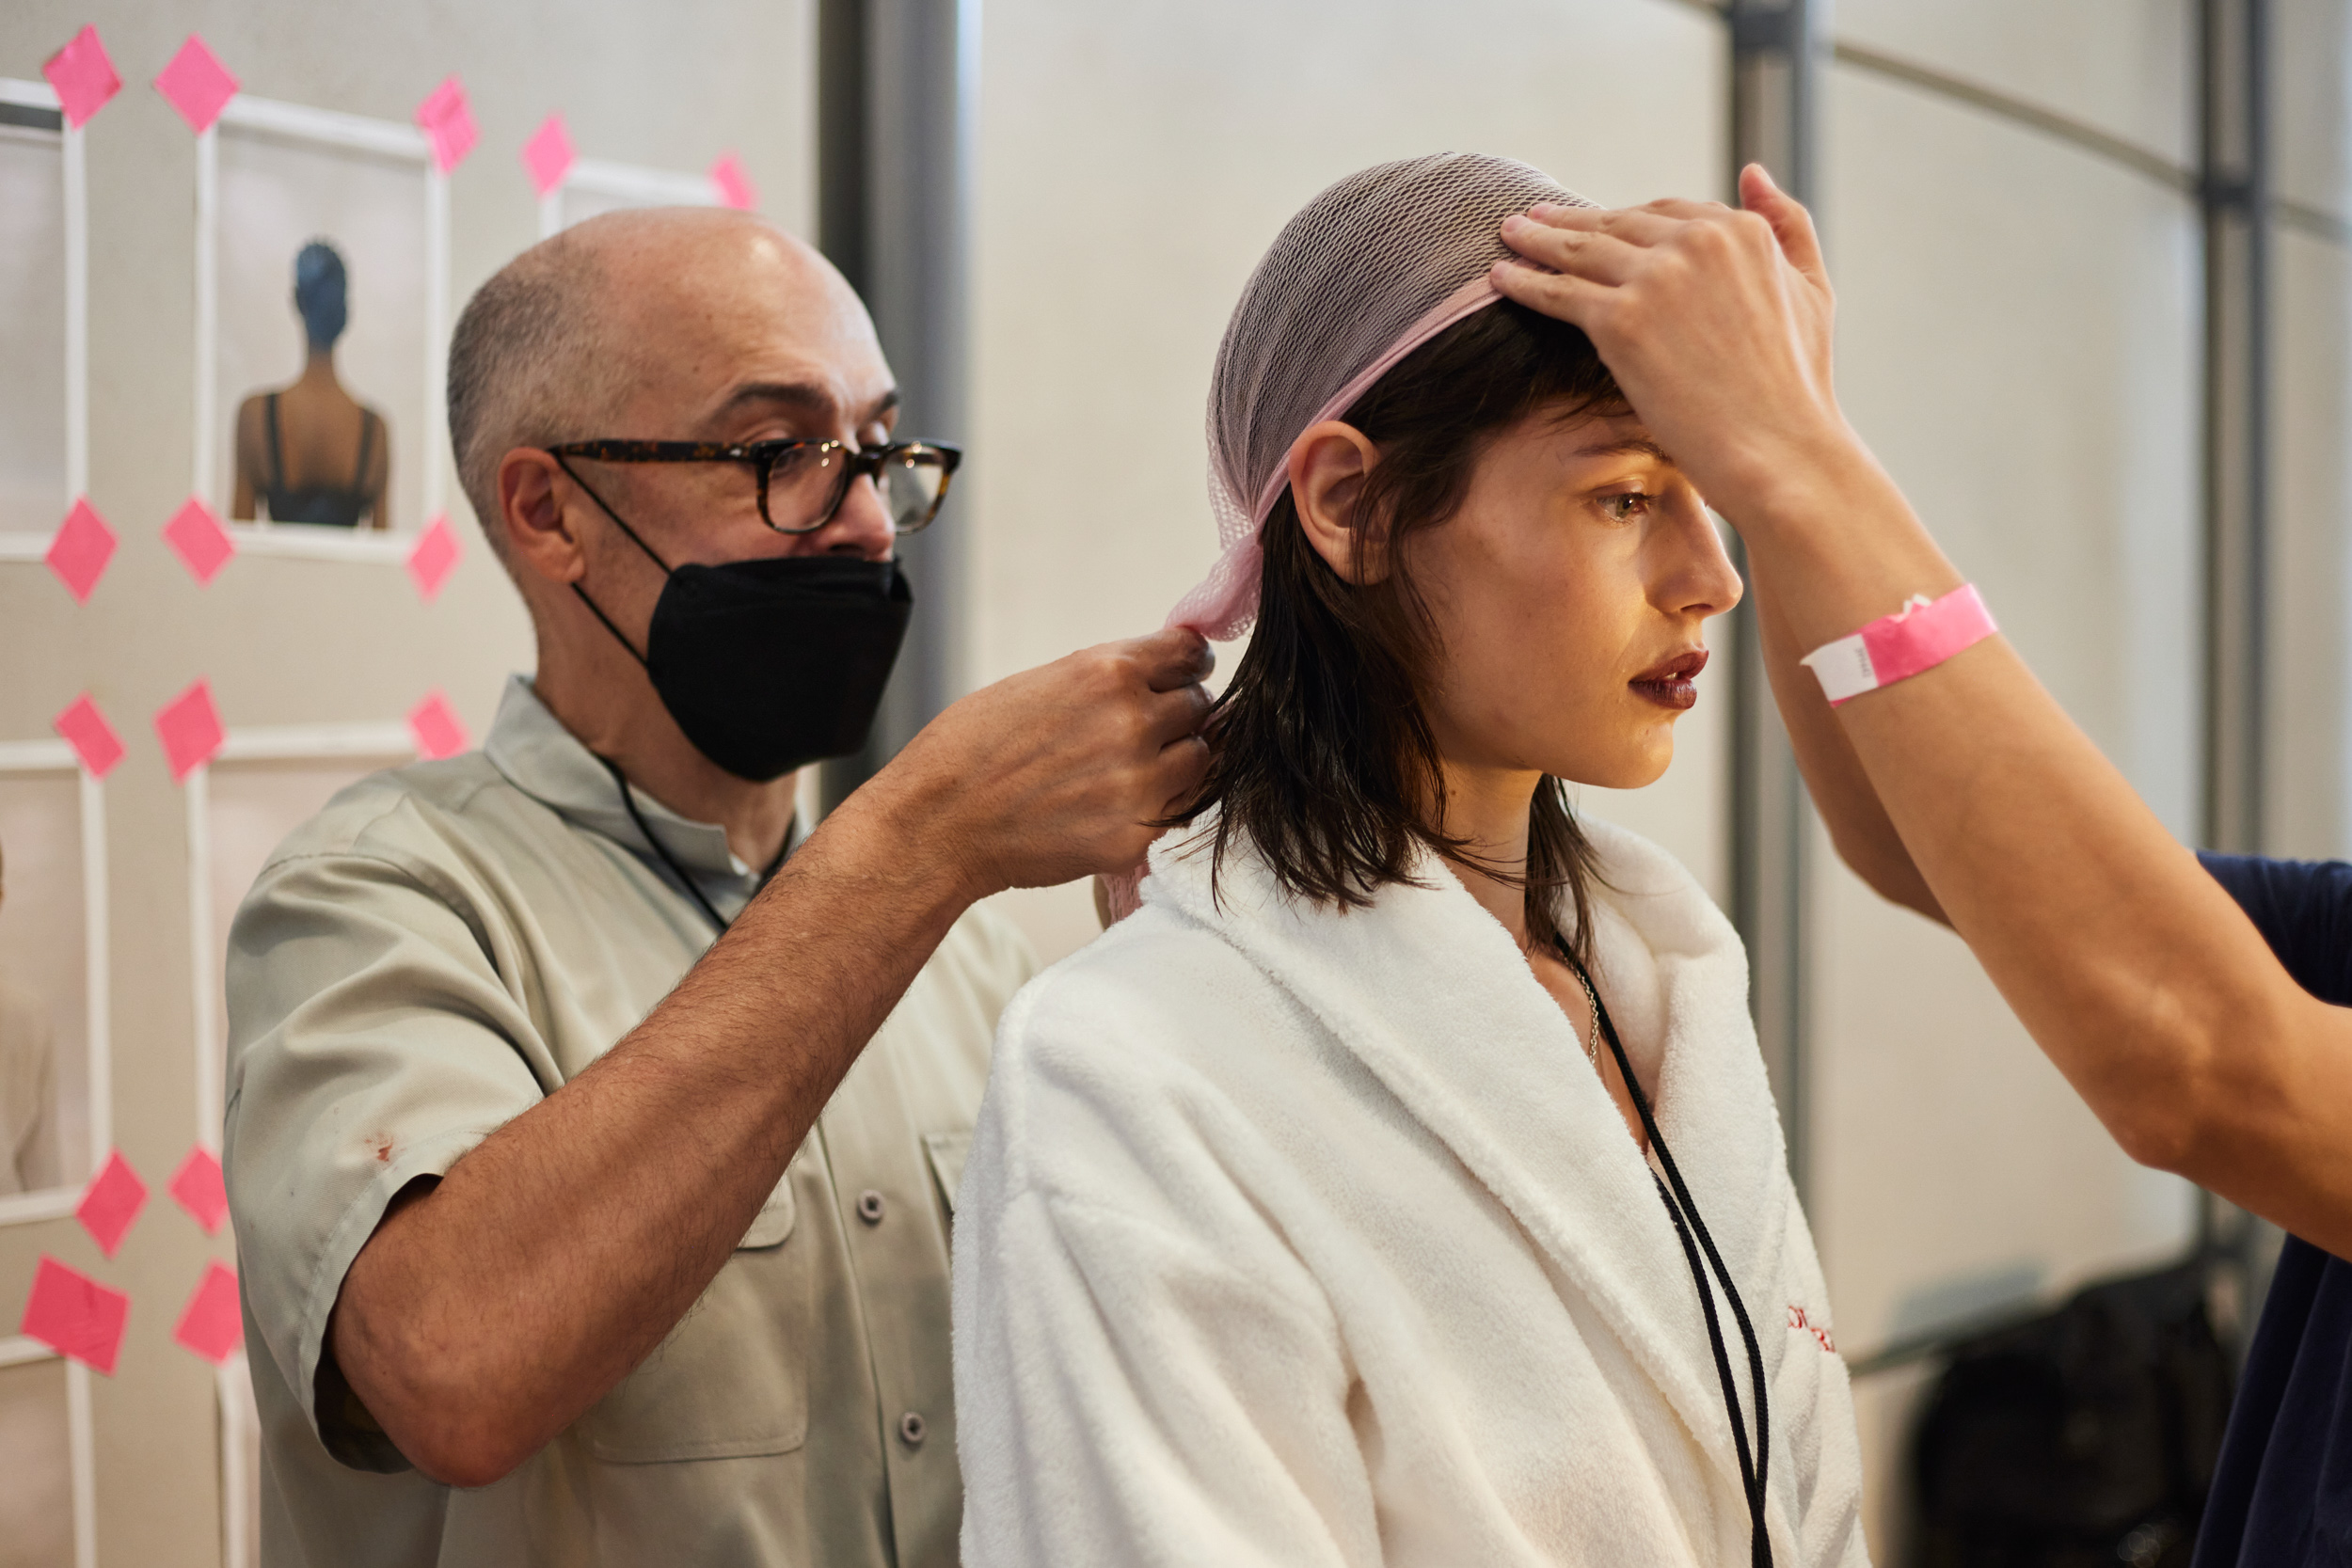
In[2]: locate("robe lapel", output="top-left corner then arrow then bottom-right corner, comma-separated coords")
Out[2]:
1143,816 -> 1794,1506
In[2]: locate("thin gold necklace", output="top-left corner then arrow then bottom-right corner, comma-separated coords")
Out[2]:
1574,964 -> 1603,1071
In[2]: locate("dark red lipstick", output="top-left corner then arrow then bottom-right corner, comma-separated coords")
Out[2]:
1630,648 -> 1708,710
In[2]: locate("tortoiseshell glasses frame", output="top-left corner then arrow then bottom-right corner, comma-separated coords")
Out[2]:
547,438 -> 961,535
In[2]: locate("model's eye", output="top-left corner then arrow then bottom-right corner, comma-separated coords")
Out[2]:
1598,491 -> 1652,522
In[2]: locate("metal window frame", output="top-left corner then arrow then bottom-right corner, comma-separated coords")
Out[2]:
815,0 -> 979,810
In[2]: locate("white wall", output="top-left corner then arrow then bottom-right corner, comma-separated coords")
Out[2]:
2267,0 -> 2352,858
1814,12 -> 2229,1553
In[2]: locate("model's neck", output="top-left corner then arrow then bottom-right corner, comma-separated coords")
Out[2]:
1430,759 -> 1543,947
297,348 -> 339,388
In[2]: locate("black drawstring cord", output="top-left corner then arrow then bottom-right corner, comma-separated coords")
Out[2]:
1566,945 -> 1773,1568
600,755 -> 731,932
596,755 -> 791,937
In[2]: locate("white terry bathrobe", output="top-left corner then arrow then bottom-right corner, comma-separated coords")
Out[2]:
953,814 -> 1868,1568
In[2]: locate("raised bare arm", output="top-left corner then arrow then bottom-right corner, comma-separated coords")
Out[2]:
1493,168 -> 2352,1259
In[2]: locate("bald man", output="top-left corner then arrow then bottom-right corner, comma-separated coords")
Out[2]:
222,210 -> 1212,1568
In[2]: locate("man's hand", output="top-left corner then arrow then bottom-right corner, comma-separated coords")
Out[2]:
866,626 -> 1215,903
1490,165 -> 1851,521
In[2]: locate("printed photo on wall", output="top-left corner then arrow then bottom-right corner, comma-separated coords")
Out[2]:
0,780 -> 87,1201
0,103 -> 67,538
216,126 -> 425,533
231,241 -> 391,531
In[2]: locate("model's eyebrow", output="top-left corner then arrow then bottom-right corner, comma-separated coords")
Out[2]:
1572,435 -> 1676,464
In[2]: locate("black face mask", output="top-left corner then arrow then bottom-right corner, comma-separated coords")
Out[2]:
562,465 -> 914,783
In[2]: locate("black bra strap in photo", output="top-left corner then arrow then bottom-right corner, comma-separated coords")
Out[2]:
1565,944 -> 1773,1568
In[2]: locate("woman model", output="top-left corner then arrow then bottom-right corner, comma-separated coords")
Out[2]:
232,240 -> 390,530
953,154 -> 1867,1567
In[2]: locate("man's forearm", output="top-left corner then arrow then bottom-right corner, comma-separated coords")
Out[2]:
333,772 -> 980,1487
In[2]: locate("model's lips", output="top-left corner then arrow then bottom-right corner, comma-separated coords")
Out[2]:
1629,648 -> 1708,710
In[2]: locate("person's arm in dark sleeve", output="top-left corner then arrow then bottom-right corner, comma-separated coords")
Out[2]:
2199,853 -> 2352,1009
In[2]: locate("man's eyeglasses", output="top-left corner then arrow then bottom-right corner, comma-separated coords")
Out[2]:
547,438 -> 961,535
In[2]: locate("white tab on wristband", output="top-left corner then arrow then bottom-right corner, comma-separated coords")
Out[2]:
1800,585 -> 1996,707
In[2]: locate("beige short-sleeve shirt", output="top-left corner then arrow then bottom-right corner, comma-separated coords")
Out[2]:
223,675 -> 1036,1568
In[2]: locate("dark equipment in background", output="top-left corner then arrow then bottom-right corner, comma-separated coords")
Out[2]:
1908,1261 -> 2235,1568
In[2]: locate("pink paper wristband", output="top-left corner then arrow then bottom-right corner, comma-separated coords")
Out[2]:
1798,584 -> 1997,706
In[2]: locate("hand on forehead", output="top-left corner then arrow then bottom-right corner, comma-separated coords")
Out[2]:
579,209 -> 896,442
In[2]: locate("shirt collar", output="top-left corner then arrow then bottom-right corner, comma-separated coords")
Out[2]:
482,674 -> 763,887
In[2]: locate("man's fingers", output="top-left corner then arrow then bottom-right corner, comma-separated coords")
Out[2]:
1488,259 -> 1613,328
1152,732 -> 1212,815
1143,680 -> 1213,748
1499,217 -> 1645,286
1739,164 -> 1827,284
1123,626 -> 1215,692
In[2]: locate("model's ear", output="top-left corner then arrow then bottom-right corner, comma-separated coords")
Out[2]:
1287,420 -> 1389,585
499,449 -> 589,586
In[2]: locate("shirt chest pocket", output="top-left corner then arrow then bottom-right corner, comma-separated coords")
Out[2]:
579,1162 -> 811,1463
922,1129 -> 970,1218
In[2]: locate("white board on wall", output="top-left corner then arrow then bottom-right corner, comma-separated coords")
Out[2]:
0,120 -> 66,539
0,773 -> 88,1198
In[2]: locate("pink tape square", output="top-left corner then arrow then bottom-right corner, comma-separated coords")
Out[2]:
168,1147 -> 229,1235
75,1150 -> 147,1259
710,153 -> 756,212
172,1262 -> 243,1365
153,35 -> 239,135
415,76 -> 477,174
406,514 -> 459,600
20,1256 -> 129,1376
45,498 -> 115,604
164,498 -> 235,585
155,679 -> 226,784
42,25 -> 121,129
53,694 -> 125,779
522,113 -> 575,198
407,692 -> 469,760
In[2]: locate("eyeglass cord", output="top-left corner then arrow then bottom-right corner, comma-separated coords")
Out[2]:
1564,940 -> 1773,1568
596,754 -> 789,937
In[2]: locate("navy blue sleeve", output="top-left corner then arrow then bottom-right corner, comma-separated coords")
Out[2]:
2198,852 -> 2352,1007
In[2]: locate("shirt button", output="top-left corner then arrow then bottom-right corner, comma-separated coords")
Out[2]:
898,1411 -> 927,1448
857,1189 -> 886,1226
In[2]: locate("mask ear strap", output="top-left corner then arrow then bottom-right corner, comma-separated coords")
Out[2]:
552,451 -> 675,573
572,581 -> 651,667
552,451 -> 665,667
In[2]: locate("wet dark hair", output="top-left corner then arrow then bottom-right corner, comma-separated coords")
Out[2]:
1173,299 -> 1629,965
294,240 -> 349,350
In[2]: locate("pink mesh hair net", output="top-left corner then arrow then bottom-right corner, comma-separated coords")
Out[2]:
1166,152 -> 1594,641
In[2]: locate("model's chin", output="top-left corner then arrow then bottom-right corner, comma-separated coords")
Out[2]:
1562,731 -> 1677,793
